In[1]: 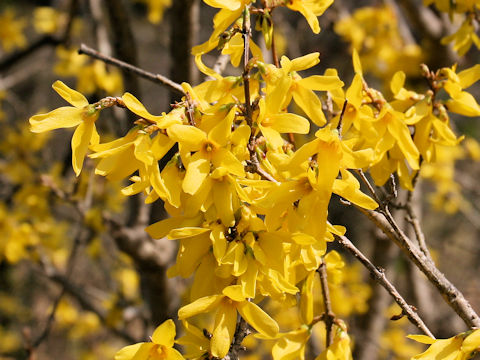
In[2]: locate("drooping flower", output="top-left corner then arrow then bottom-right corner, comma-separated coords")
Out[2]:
29,81 -> 100,176
114,319 -> 184,360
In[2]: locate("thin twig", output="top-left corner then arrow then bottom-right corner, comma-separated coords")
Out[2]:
242,8 -> 253,126
317,261 -> 335,347
335,234 -> 435,338
78,43 -> 185,95
337,99 -> 348,136
271,31 -> 280,68
241,6 -> 277,183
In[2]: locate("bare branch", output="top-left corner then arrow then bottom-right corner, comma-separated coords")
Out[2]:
318,261 -> 335,347
78,43 -> 185,95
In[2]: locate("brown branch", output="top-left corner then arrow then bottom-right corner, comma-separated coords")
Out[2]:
337,99 -> 348,136
317,261 -> 335,347
78,43 -> 185,95
271,31 -> 280,68
335,234 -> 435,338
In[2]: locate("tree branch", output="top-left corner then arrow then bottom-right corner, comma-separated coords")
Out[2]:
78,43 -> 185,95
318,261 -> 335,347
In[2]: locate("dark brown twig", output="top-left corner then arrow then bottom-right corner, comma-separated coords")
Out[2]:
317,261 -> 335,347
78,43 -> 185,95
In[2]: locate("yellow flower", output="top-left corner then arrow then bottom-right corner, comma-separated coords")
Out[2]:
315,321 -> 353,360
286,0 -> 333,34
115,319 -> 184,360
271,327 -> 311,360
176,321 -> 211,359
167,107 -> 245,195
408,329 -> 480,360
29,81 -> 100,176
192,0 -> 253,56
178,287 -> 279,358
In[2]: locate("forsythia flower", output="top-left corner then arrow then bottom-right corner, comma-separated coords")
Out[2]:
115,319 -> 184,360
408,329 -> 480,360
29,81 -> 100,175
286,0 -> 333,34
178,286 -> 279,358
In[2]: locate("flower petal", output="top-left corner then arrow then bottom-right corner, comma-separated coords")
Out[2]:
71,119 -> 95,176
178,295 -> 225,320
183,153 -> 210,195
211,299 -> 237,358
52,80 -> 89,108
30,107 -> 83,133
151,319 -> 176,347
236,301 -> 279,338
297,75 -> 344,91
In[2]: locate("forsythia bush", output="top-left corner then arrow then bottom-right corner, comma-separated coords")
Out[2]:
0,0 -> 478,359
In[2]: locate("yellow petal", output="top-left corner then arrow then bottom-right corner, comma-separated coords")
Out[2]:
165,348 -> 185,360
407,334 -> 436,344
236,301 -> 279,338
114,343 -> 143,360
167,227 -> 210,240
122,92 -> 164,122
208,107 -> 235,146
387,116 -> 419,169
268,113 -> 310,134
300,271 -> 315,324
30,107 -> 83,133
178,295 -> 225,319
71,119 -> 95,176
211,299 -> 238,358
352,48 -> 362,75
462,329 -> 480,353
195,54 -> 222,80
287,1 -> 320,34
458,64 -> 480,88
168,124 -> 206,151
151,319 -> 176,347
213,180 -> 235,226
146,217 -> 186,239
332,170 -> 378,210
212,148 -> 245,177
52,80 -> 89,108
297,75 -> 344,91
293,86 -> 327,126
183,153 -> 210,195
390,71 -> 406,95
223,284 -> 245,302
289,52 -> 320,71
204,0 -> 242,10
